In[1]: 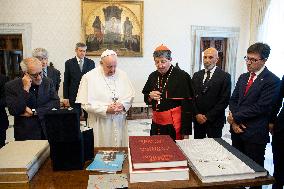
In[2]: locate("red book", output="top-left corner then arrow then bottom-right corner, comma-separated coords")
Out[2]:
129,135 -> 188,169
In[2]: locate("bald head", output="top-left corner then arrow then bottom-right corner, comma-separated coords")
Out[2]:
203,47 -> 219,70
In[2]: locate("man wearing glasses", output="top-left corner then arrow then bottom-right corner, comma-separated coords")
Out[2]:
5,57 -> 60,140
228,42 -> 280,189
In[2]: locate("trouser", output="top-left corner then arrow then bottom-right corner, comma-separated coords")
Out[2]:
0,126 -> 6,148
272,132 -> 284,189
231,133 -> 266,189
194,122 -> 223,139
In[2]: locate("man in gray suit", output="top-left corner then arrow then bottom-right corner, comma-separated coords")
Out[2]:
32,48 -> 61,93
5,57 -> 60,140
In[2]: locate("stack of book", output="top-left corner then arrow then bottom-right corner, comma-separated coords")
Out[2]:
176,138 -> 267,183
86,150 -> 125,173
0,140 -> 50,183
128,135 -> 189,183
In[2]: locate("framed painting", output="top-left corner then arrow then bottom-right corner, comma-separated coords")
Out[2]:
82,0 -> 144,57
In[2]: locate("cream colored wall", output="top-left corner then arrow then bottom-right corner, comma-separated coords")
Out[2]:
0,0 -> 251,104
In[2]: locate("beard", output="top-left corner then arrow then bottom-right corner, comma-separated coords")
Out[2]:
204,63 -> 215,70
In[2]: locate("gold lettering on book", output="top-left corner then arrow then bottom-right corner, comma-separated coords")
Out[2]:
143,154 -> 173,162
138,139 -> 163,144
140,146 -> 170,152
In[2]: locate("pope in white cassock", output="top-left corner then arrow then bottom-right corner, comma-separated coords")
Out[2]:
76,49 -> 135,147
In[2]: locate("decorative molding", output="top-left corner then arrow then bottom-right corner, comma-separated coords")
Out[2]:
191,25 -> 240,86
0,23 -> 32,58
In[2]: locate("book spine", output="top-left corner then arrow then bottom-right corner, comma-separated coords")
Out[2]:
26,147 -> 50,181
0,172 -> 28,183
214,138 -> 267,173
26,144 -> 50,169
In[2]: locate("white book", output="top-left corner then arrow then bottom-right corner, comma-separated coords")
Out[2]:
128,149 -> 189,183
0,140 -> 50,183
177,138 -> 267,183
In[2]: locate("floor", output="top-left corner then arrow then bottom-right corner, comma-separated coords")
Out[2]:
5,117 -> 274,189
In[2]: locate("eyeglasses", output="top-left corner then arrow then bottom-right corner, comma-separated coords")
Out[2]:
36,56 -> 48,61
244,56 -> 265,63
28,71 -> 42,79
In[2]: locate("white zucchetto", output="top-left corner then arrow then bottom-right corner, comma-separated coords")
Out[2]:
101,49 -> 117,59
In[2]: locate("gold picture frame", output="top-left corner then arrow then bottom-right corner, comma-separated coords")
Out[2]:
82,0 -> 144,57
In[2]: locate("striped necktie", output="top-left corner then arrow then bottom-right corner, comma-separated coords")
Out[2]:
43,69 -> 47,77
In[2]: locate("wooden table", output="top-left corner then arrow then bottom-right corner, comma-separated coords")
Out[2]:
1,147 -> 274,189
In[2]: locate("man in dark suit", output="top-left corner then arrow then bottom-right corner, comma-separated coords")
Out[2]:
270,75 -> 284,189
228,42 -> 280,189
63,42 -> 95,115
5,57 -> 60,140
192,47 -> 231,138
47,65 -> 61,93
0,74 -> 9,148
32,48 -> 61,93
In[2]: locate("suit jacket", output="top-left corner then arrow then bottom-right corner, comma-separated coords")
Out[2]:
5,77 -> 60,140
270,75 -> 284,134
63,57 -> 95,105
192,67 -> 231,127
0,74 -> 9,130
229,67 -> 280,144
47,66 -> 61,92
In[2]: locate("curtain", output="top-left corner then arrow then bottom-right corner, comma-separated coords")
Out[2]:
260,0 -> 284,77
249,0 -> 271,44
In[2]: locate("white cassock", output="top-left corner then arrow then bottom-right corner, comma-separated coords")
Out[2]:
76,66 -> 135,147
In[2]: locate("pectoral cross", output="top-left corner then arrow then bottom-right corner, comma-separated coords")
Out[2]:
112,94 -> 118,103
112,97 -> 118,103
157,98 -> 161,105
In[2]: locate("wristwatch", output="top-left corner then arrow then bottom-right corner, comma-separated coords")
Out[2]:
32,109 -> 37,116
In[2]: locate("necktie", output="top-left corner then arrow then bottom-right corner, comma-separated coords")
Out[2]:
43,69 -> 47,77
244,72 -> 256,96
79,59 -> 83,71
204,70 -> 211,84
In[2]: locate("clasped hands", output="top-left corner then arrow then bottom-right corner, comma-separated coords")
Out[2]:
227,112 -> 246,134
20,107 -> 33,117
195,114 -> 207,125
149,91 -> 161,101
107,102 -> 124,114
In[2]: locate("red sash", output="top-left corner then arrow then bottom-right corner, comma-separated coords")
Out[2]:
152,106 -> 182,140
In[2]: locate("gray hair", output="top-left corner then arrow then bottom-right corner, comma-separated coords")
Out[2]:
32,48 -> 49,58
75,42 -> 87,49
20,57 -> 41,72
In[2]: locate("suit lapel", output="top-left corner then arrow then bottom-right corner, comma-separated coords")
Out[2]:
47,67 -> 51,78
240,68 -> 268,101
82,58 -> 89,73
245,68 -> 268,97
82,58 -> 86,73
210,67 -> 219,83
197,70 -> 205,92
37,80 -> 44,105
239,73 -> 250,101
73,57 -> 81,73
